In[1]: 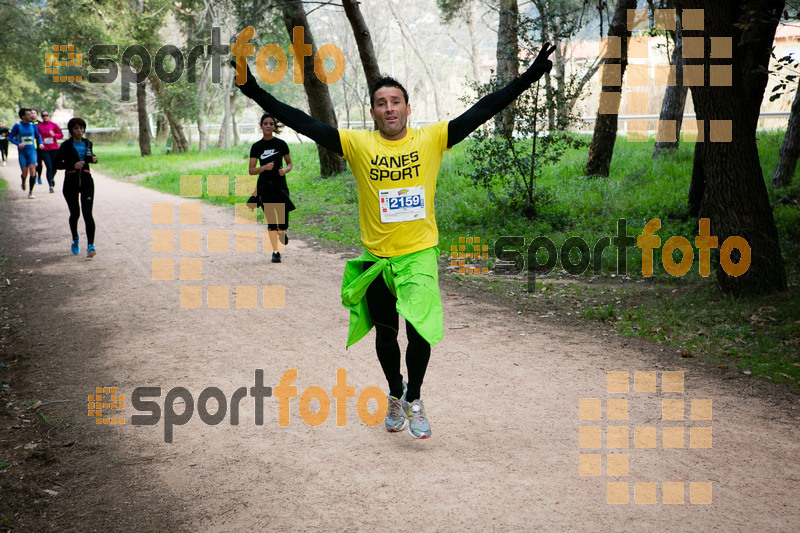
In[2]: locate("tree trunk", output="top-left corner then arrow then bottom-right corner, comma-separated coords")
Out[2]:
653,21 -> 688,158
136,80 -> 151,156
218,67 -> 232,150
545,71 -> 556,130
678,0 -> 786,296
554,40 -> 571,130
282,1 -> 346,176
771,82 -> 800,187
495,0 -> 519,138
388,2 -> 443,121
466,7 -> 482,82
342,0 -> 382,89
155,113 -> 167,142
197,61 -> 209,152
231,91 -> 240,147
150,76 -> 189,153
585,0 -> 637,176
343,76 -> 350,128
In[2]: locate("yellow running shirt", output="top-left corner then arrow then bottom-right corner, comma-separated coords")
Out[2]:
338,122 -> 450,257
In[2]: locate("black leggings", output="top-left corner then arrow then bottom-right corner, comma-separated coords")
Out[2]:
364,263 -> 431,402
39,150 -> 56,187
36,149 -> 44,181
63,173 -> 95,244
0,140 -> 7,161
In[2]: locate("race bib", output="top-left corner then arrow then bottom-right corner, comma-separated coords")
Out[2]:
21,135 -> 34,147
44,137 -> 54,144
379,186 -> 426,223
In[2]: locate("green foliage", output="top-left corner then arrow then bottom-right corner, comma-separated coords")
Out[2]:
459,78 -> 587,219
155,79 -> 200,122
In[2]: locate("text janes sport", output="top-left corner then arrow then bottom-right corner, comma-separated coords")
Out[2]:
369,151 -> 420,181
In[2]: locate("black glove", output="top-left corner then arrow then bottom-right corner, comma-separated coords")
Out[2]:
520,42 -> 556,84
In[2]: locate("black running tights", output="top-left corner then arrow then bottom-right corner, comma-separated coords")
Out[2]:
364,263 -> 431,402
63,174 -> 95,245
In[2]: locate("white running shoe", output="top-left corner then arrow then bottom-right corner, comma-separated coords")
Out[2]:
385,382 -> 408,432
402,398 -> 432,439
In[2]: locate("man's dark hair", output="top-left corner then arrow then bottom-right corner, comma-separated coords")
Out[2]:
369,76 -> 409,108
18,108 -> 29,119
67,117 -> 87,135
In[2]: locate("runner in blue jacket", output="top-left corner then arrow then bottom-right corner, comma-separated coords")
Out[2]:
9,108 -> 43,198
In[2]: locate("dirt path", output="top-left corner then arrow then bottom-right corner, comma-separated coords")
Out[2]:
1,159 -> 798,532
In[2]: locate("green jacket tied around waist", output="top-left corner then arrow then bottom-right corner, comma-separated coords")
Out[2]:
340,247 -> 443,348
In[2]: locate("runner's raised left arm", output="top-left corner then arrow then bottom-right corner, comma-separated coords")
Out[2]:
447,43 -> 555,148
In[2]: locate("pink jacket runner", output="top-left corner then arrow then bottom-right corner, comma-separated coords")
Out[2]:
37,121 -> 64,151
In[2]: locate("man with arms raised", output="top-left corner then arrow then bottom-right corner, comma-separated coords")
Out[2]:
232,42 -> 554,439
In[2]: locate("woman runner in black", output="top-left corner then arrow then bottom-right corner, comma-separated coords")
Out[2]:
248,113 -> 294,263
0,120 -> 9,166
55,118 -> 98,258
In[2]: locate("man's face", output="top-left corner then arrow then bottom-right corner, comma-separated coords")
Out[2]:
370,86 -> 410,141
30,110 -> 38,121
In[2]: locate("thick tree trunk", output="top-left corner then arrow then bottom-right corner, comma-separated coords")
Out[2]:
495,0 -> 519,138
653,25 -> 688,157
585,0 -> 637,176
771,83 -> 800,187
282,1 -> 346,176
342,0 -> 382,89
136,80 -> 151,156
678,0 -> 786,295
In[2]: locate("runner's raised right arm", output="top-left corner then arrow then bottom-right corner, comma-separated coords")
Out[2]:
231,61 -> 343,156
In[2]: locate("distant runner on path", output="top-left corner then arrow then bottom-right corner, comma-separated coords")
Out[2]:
232,42 -> 555,439
247,112 -> 294,264
8,108 -> 43,199
0,120 -> 9,166
37,111 -> 64,193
